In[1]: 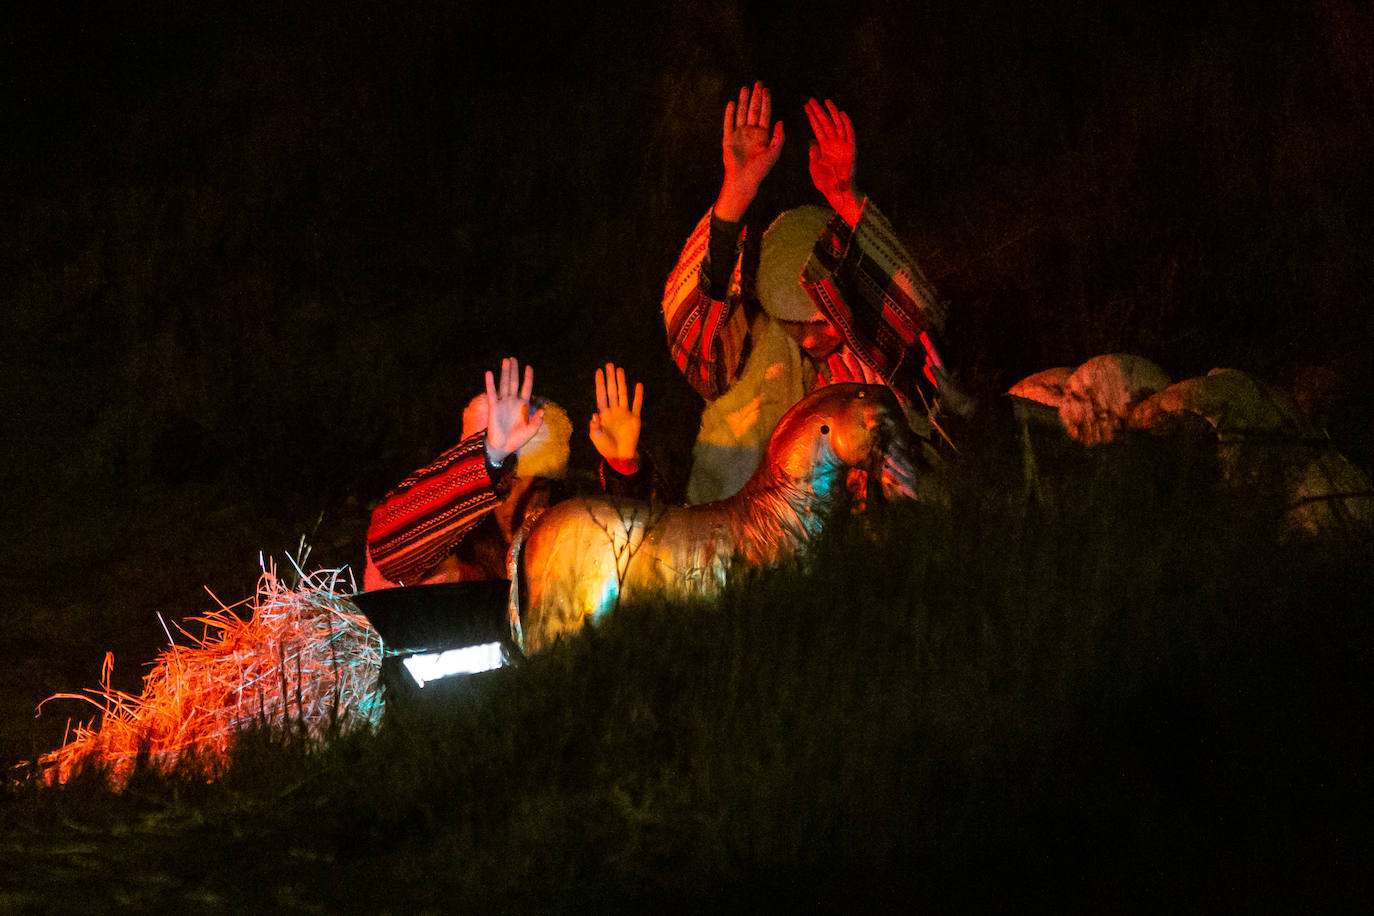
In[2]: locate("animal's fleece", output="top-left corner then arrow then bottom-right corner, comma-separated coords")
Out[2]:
509,383 -> 936,654
1009,357 -> 1373,537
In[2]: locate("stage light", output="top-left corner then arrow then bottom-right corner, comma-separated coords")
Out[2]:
400,642 -> 505,688
349,581 -> 520,699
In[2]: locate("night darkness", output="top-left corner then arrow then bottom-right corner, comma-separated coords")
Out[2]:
2,0 -> 1373,896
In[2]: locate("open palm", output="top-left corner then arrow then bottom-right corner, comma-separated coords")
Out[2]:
716,82 -> 785,221
483,357 -> 544,463
805,97 -> 861,224
589,362 -> 644,467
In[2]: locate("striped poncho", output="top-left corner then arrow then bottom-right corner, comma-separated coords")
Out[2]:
662,198 -> 951,503
366,433 -> 504,586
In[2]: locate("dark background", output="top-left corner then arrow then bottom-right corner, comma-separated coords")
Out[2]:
2,0 -> 1372,760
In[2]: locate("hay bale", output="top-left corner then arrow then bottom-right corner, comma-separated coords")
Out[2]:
33,561 -> 383,787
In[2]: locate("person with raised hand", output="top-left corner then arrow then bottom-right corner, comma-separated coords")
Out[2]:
662,81 -> 968,504
364,359 -> 655,590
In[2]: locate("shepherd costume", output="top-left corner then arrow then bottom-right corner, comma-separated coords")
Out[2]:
663,199 -> 958,503
364,400 -> 653,590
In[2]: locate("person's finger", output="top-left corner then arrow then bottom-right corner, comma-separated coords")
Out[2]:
614,366 -> 628,408
760,85 -> 772,130
839,110 -> 854,145
519,362 -> 534,401
601,363 -> 615,407
825,99 -> 844,135
810,140 -> 831,180
723,100 -> 736,138
485,369 -> 497,408
805,98 -> 831,138
496,357 -> 513,399
631,381 -> 644,417
747,80 -> 764,125
595,367 -> 608,413
736,85 -> 749,128
770,120 -> 785,152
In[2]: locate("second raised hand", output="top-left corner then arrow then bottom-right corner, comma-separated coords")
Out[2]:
805,97 -> 863,226
589,362 -> 644,473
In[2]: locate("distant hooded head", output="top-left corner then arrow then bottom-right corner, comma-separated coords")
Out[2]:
461,393 -> 571,479
758,205 -> 833,323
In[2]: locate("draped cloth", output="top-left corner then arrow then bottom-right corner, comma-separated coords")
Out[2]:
663,199 -> 951,503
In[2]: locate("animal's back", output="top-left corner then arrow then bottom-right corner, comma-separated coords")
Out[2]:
513,496 -> 734,653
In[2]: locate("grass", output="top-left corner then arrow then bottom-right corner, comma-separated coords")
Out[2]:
4,432 -> 1370,911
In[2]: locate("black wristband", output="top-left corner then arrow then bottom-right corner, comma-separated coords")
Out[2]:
484,449 -> 517,481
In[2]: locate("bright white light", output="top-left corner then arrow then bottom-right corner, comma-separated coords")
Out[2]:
401,643 -> 505,687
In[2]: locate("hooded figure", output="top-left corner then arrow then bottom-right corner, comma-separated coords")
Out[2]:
668,201 -> 954,504
663,85 -> 963,505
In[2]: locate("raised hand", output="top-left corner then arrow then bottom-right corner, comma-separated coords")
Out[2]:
483,357 -> 544,464
589,362 -> 644,474
715,81 -> 785,222
805,97 -> 862,226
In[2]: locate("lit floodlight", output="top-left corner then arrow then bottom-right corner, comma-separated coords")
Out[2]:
401,642 -> 505,688
350,582 -> 520,702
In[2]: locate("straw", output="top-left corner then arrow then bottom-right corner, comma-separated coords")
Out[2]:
32,558 -> 384,788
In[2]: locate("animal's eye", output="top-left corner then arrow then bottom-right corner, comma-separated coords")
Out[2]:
820,424 -> 830,435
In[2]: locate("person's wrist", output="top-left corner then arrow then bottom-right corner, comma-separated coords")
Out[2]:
830,188 -> 864,227
484,441 -> 517,483
606,454 -> 640,476
715,178 -> 755,222
485,438 -> 511,465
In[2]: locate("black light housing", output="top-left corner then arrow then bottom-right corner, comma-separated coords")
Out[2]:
350,581 -> 521,698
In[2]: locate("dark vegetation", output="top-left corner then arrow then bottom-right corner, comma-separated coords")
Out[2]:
2,0 -> 1372,907
5,436 -> 1372,910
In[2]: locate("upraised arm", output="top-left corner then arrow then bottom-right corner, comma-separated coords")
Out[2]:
804,97 -> 863,227
714,81 -> 785,222
365,357 -> 543,586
